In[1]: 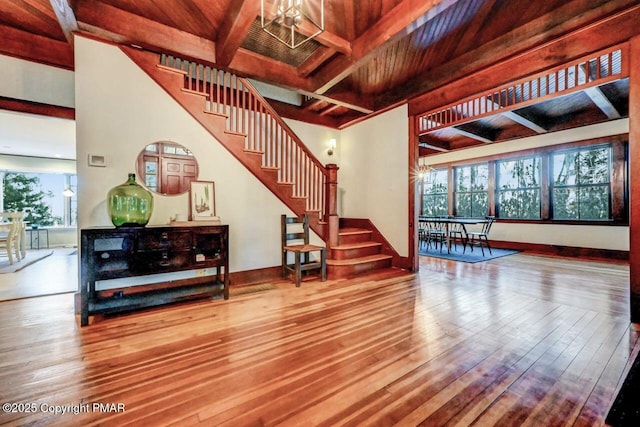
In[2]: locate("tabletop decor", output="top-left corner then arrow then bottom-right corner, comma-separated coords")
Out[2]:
107,173 -> 154,227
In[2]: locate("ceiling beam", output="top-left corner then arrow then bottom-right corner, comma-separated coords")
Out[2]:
268,99 -> 340,129
298,46 -> 336,78
584,86 -> 622,119
74,0 -> 217,64
418,139 -> 451,152
0,96 -> 75,120
313,0 -> 461,95
408,0 -> 640,115
0,24 -> 73,69
49,0 -> 78,46
450,126 -> 493,144
215,0 -> 259,67
502,111 -> 548,133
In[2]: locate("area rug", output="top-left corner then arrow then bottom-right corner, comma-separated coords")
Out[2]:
606,351 -> 640,426
419,243 -> 519,263
0,250 -> 54,274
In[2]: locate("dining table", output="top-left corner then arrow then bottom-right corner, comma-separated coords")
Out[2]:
419,216 -> 491,253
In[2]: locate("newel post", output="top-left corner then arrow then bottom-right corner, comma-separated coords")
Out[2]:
325,163 -> 340,251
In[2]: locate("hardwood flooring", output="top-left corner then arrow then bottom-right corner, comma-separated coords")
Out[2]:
0,253 -> 637,426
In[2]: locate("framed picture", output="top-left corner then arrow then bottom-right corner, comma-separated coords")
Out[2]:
190,181 -> 216,220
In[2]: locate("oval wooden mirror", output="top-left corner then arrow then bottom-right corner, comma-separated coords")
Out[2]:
136,141 -> 198,195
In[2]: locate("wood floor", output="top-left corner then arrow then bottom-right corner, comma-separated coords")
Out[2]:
0,253 -> 637,426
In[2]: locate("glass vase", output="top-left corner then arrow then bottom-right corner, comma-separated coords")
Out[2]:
108,173 -> 154,227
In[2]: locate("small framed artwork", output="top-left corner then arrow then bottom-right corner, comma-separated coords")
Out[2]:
190,181 -> 216,220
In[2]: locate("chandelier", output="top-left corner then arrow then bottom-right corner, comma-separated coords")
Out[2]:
418,158 -> 437,183
261,0 -> 325,49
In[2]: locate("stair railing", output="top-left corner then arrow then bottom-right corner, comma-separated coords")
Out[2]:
160,54 -> 329,223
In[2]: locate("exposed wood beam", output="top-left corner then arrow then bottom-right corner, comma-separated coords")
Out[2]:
501,111 -> 548,133
74,0 -> 217,63
408,0 -> 640,115
314,0 -> 461,95
583,86 -> 622,119
418,140 -> 450,152
49,0 -> 78,46
450,126 -> 493,144
215,0 -> 259,67
302,97 -> 324,111
230,49 -> 315,92
0,96 -> 75,120
0,24 -> 73,69
268,99 -> 340,129
298,47 -> 336,78
319,104 -> 342,116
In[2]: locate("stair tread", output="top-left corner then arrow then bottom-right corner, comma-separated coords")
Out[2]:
327,254 -> 392,266
332,241 -> 382,250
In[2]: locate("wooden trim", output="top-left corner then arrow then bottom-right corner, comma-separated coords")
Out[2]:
427,134 -> 629,168
488,239 -> 629,263
339,218 -> 410,270
408,114 -> 418,272
0,96 -> 75,120
628,34 -> 640,322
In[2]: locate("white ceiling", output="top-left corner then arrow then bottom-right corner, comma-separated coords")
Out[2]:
0,109 -> 76,160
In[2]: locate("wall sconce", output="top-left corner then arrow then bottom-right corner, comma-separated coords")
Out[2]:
327,138 -> 336,156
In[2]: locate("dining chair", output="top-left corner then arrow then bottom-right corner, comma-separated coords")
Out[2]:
281,214 -> 326,287
448,221 -> 468,252
466,216 -> 496,256
425,219 -> 447,253
0,212 -> 23,265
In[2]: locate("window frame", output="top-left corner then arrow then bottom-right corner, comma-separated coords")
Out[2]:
423,135 -> 627,226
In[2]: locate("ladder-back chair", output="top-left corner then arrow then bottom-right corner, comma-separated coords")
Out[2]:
281,214 -> 327,287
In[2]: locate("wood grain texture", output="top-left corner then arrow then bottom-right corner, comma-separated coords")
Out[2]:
0,254 -> 637,425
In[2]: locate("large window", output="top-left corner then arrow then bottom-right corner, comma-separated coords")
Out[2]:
551,145 -> 611,220
497,157 -> 541,219
454,163 -> 488,217
421,168 -> 448,217
424,138 -> 625,224
1,171 -> 77,227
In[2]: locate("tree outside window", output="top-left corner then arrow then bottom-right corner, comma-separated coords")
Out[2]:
422,168 -> 448,217
551,146 -> 611,220
455,163 -> 488,217
497,157 -> 541,219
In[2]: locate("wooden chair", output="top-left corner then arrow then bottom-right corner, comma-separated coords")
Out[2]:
425,219 -> 447,253
281,214 -> 327,287
466,216 -> 495,256
0,212 -> 23,265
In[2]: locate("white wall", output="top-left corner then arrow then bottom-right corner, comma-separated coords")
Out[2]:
340,106 -> 410,257
0,55 -> 74,108
425,120 -> 630,251
75,36 -> 296,272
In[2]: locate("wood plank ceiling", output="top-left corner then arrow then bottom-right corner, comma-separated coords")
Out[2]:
0,0 -> 636,151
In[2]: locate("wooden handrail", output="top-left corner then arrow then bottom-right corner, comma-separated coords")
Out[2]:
159,54 -> 330,223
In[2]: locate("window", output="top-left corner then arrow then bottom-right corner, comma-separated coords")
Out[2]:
454,163 -> 488,217
421,168 -> 448,217
497,157 -> 541,219
551,145 -> 611,220
1,171 -> 77,227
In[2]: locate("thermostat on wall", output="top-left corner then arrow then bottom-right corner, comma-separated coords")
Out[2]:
88,154 -> 108,167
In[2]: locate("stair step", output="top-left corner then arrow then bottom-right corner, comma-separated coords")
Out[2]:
338,228 -> 373,244
331,241 -> 382,260
327,254 -> 393,278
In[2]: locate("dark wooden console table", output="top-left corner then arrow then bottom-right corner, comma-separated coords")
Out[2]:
78,224 -> 229,326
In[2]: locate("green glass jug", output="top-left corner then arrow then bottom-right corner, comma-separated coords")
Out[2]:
108,173 -> 154,227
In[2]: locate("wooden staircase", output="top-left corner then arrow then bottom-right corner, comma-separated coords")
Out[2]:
328,225 -> 393,278
121,46 -> 398,279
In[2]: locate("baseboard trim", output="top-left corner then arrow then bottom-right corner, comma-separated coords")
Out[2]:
491,239 -> 629,262
229,266 -> 282,287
